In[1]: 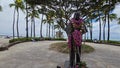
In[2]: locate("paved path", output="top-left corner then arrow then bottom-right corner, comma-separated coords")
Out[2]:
82,42 -> 120,68
0,41 -> 68,68
0,40 -> 120,68
0,38 -> 10,46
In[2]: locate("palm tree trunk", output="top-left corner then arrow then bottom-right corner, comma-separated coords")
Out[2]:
53,24 -> 55,38
31,22 -> 33,38
49,23 -> 50,38
87,32 -> 89,40
13,8 -> 16,39
107,0 -> 111,41
33,18 -> 35,38
103,22 -> 106,41
59,29 -> 61,38
52,23 -> 54,37
98,10 -> 101,41
40,14 -> 43,38
16,9 -> 19,38
103,13 -> 107,42
90,19 -> 93,40
46,23 -> 48,37
26,1 -> 29,38
107,13 -> 110,41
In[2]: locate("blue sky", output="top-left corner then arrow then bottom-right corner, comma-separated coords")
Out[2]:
0,0 -> 120,41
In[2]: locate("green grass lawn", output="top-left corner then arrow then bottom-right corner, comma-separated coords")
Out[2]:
49,42 -> 94,54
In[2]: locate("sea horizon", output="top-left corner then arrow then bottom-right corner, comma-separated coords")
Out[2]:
0,34 -> 120,41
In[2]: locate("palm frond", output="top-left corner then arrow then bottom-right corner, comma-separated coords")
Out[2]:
109,13 -> 117,21
9,4 -> 16,7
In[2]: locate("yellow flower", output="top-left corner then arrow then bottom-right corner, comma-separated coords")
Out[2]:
16,0 -> 22,3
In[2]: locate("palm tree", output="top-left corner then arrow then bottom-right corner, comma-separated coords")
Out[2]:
37,5 -> 47,38
102,13 -> 107,42
106,0 -> 116,41
43,10 -> 55,38
45,19 -> 54,38
9,4 -> 15,39
28,3 -> 39,38
10,0 -> 25,38
28,10 -> 39,38
108,13 -> 117,40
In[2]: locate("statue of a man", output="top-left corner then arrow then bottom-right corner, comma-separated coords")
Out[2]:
68,12 -> 87,68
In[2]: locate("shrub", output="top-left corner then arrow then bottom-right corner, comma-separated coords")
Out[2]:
77,61 -> 88,68
9,37 -> 66,43
85,39 -> 93,42
44,37 -> 52,40
107,40 -> 120,45
9,37 -> 32,43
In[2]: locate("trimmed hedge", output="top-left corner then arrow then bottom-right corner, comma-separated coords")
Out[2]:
85,39 -> 120,46
9,37 -> 66,43
85,39 -> 93,42
103,40 -> 120,46
9,37 -> 32,43
107,40 -> 120,44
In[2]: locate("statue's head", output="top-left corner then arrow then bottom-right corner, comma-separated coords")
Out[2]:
74,12 -> 80,20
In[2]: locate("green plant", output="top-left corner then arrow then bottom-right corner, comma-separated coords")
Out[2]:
77,61 -> 88,68
9,37 -> 32,43
85,39 -> 93,42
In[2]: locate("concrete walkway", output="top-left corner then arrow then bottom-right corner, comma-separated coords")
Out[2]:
0,38 -> 9,46
82,42 -> 120,68
0,40 -> 120,68
0,41 -> 68,68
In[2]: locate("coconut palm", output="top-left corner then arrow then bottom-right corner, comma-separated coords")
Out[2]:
28,8 -> 39,37
42,19 -> 51,38
44,10 -> 55,38
108,13 -> 117,40
105,0 -> 116,41
102,13 -> 107,42
28,5 -> 39,38
10,0 -> 25,38
38,5 -> 47,38
101,13 -> 117,41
